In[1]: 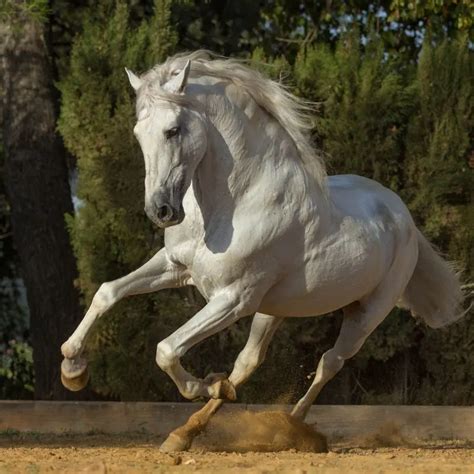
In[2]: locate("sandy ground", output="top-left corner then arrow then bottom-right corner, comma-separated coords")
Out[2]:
0,432 -> 472,474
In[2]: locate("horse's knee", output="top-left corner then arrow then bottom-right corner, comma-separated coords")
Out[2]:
156,341 -> 176,371
92,281 -> 117,313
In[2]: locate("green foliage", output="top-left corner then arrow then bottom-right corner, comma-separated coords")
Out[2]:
390,0 -> 474,32
0,0 -> 50,23
405,36 -> 473,249
403,36 -> 474,404
295,31 -> 415,190
244,0 -> 468,59
172,0 -> 263,55
0,339 -> 34,398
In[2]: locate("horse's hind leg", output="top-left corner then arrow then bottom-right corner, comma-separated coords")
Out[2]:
229,313 -> 283,387
292,242 -> 418,420
160,313 -> 282,452
291,301 -> 389,420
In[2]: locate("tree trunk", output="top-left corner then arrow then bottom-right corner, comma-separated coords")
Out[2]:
1,12 -> 83,399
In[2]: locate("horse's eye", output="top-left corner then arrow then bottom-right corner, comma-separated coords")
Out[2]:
164,126 -> 180,139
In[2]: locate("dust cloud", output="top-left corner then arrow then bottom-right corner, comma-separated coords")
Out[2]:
194,409 -> 328,453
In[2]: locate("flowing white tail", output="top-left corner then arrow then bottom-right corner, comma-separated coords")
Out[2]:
401,230 -> 464,328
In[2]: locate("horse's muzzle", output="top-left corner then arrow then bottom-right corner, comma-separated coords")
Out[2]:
145,201 -> 184,228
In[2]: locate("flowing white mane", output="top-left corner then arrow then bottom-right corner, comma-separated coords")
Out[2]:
136,50 -> 327,188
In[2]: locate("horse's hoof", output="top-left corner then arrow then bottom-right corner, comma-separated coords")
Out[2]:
61,367 -> 89,391
160,433 -> 191,453
61,357 -> 89,391
61,356 -> 87,378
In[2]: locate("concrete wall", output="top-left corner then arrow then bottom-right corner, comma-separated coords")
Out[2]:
1,402 -> 473,442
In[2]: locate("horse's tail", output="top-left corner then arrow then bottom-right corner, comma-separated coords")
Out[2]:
400,230 -> 465,328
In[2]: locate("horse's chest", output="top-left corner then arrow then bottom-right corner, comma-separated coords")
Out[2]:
164,234 -> 236,300
165,220 -> 276,301
181,252 -> 241,301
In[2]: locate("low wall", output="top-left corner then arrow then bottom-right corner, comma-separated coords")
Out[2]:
1,402 -> 473,442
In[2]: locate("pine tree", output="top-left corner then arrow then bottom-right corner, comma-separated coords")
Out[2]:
294,31 -> 415,190
405,36 -> 474,404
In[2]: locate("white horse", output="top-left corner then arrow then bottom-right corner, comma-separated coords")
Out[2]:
60,51 -> 464,451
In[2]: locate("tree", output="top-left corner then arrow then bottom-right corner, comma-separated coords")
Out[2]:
390,0 -> 474,35
0,0 -> 83,399
172,0 -> 263,55
294,30 -> 415,190
404,36 -> 474,404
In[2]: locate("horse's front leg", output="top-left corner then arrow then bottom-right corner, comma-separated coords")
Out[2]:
155,288 -> 263,401
60,248 -> 187,391
160,312 -> 282,452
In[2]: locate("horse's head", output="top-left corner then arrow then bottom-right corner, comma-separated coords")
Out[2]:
126,61 -> 207,228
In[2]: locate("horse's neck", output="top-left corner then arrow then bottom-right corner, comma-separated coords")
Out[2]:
192,86 -> 328,219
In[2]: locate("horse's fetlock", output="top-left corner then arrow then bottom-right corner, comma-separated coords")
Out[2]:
61,340 -> 80,359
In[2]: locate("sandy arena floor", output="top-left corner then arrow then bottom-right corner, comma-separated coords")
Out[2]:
0,432 -> 472,474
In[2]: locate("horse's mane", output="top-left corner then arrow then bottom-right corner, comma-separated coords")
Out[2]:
137,50 -> 327,189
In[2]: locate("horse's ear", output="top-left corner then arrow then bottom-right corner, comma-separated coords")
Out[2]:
125,68 -> 142,91
166,60 -> 191,94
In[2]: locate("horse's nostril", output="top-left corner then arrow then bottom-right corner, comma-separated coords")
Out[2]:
157,204 -> 172,221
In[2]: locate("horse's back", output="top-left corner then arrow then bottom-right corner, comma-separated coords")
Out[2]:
327,174 -> 412,225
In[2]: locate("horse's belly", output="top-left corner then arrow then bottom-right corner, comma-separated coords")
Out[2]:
259,280 -> 371,317
259,271 -> 378,317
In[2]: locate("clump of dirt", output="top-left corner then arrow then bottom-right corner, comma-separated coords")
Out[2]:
194,409 -> 328,453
